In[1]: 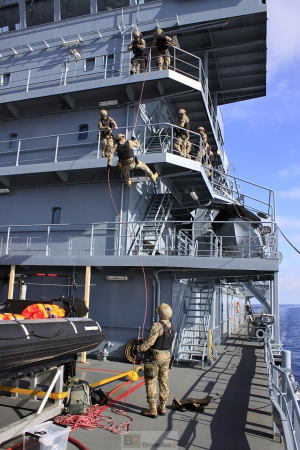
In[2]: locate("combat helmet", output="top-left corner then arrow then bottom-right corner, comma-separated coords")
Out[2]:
116,133 -> 125,141
198,126 -> 205,133
100,109 -> 107,116
154,28 -> 164,36
178,108 -> 186,115
133,30 -> 141,38
156,303 -> 172,320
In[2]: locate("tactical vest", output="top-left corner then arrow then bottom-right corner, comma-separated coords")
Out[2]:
132,40 -> 146,57
101,117 -> 113,128
183,117 -> 191,131
151,321 -> 175,351
117,141 -> 134,160
156,35 -> 169,52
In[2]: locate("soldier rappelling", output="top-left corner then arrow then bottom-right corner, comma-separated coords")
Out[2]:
107,134 -> 159,188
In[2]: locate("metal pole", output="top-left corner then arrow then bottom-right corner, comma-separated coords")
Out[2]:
64,63 -> 69,85
273,272 -> 280,344
97,132 -> 101,159
26,69 -> 31,92
54,135 -> 59,162
46,226 -> 50,256
37,368 -> 62,414
90,224 -> 94,256
81,266 -> 91,364
15,140 -> 21,166
5,227 -> 10,256
203,50 -> 208,101
173,46 -> 176,72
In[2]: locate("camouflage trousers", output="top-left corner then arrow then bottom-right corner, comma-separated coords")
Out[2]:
101,135 -> 114,158
157,52 -> 171,70
131,56 -> 146,74
173,135 -> 191,159
119,158 -> 155,185
144,350 -> 171,406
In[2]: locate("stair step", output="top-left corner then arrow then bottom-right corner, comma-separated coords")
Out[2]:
179,351 -> 204,355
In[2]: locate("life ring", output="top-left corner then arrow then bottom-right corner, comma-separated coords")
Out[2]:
255,328 -> 265,339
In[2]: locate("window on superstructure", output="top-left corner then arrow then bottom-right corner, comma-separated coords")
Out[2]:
51,208 -> 61,224
136,0 -> 154,3
97,0 -> 130,12
25,0 -> 54,28
0,4 -> 20,33
1,73 -> 11,86
8,134 -> 18,149
78,125 -> 89,140
84,58 -> 95,72
60,0 -> 90,20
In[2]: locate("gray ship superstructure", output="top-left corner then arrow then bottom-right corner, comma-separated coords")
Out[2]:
0,1 -> 299,447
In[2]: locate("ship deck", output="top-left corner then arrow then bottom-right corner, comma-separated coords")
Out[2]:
0,323 -> 284,450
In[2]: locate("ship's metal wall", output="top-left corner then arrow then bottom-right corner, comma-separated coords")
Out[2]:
0,183 -> 124,225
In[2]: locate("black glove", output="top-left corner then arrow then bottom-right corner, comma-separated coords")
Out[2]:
132,345 -> 139,356
107,164 -> 111,170
131,136 -> 137,141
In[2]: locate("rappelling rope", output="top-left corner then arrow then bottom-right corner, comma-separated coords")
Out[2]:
276,226 -> 300,255
102,47 -> 153,432
133,47 -> 152,133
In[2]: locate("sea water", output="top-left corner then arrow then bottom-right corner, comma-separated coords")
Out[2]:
280,304 -> 300,385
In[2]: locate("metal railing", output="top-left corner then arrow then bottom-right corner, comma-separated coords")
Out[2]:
0,46 -> 223,146
266,342 -> 300,450
0,47 -> 204,93
0,123 -> 214,166
0,220 -> 277,259
0,122 -> 276,218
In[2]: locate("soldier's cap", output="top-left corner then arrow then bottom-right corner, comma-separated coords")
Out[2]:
100,109 -> 108,116
198,126 -> 205,132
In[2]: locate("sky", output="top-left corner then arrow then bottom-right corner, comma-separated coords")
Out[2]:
222,0 -> 300,304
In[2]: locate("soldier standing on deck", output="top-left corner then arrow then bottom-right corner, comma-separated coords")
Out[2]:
151,29 -> 174,70
128,31 -> 147,75
173,109 -> 191,158
107,134 -> 158,188
98,109 -> 118,158
133,303 -> 175,418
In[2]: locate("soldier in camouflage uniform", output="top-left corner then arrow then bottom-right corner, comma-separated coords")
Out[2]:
107,134 -> 158,188
98,109 -> 118,158
173,109 -> 192,158
134,303 -> 175,418
151,29 -> 174,70
128,31 -> 147,75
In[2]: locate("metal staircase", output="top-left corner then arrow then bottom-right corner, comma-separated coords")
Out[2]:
127,191 -> 173,255
140,191 -> 173,255
146,128 -> 170,153
175,279 -> 215,363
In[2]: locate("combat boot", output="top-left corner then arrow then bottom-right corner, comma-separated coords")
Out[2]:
151,172 -> 159,183
157,403 -> 166,416
141,404 -> 158,418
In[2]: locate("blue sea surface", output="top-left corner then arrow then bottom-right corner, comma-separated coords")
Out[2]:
280,304 -> 300,385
